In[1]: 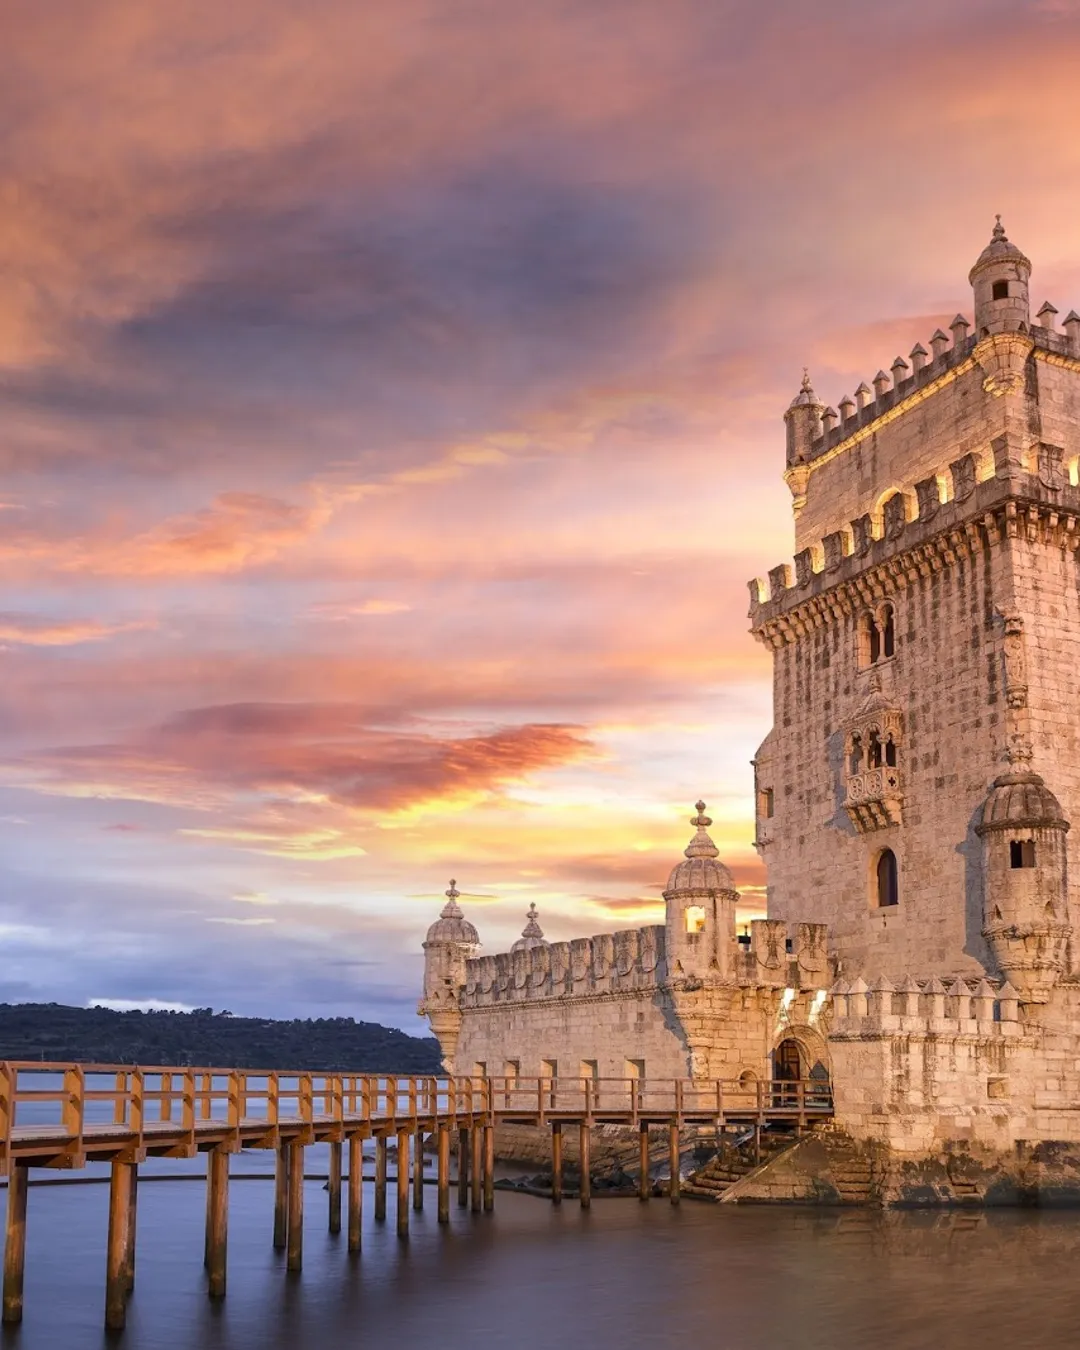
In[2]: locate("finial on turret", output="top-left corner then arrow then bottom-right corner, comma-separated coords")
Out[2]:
441,879 -> 463,917
511,900 -> 548,952
993,214 -> 1006,242
685,801 -> 720,859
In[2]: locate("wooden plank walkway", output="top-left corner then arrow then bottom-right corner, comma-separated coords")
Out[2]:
0,1063 -> 831,1329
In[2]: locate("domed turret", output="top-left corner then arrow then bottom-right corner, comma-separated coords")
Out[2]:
976,772 -> 1070,1004
969,216 -> 1032,337
424,880 -> 480,946
510,902 -> 548,953
783,369 -> 824,469
418,880 -> 480,1069
664,802 -> 739,982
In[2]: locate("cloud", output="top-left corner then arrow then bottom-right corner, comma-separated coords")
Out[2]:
0,613 -> 152,646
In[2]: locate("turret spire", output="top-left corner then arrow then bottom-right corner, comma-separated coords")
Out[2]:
684,800 -> 720,859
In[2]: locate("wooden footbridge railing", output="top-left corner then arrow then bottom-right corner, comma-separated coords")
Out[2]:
0,1063 -> 832,1330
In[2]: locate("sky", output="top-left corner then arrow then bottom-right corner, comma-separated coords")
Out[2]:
3,0 -> 1080,1031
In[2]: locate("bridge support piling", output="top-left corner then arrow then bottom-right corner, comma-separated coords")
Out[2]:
457,1128 -> 469,1207
374,1137 -> 387,1221
639,1124 -> 650,1201
124,1166 -> 139,1295
105,1160 -> 134,1331
396,1128 -> 410,1240
668,1123 -> 680,1205
551,1123 -> 562,1205
470,1125 -> 483,1213
483,1125 -> 495,1212
437,1124 -> 450,1223
579,1124 -> 591,1210
207,1150 -> 229,1299
2,1162 -> 28,1325
347,1136 -> 363,1253
286,1141 -> 304,1272
273,1142 -> 289,1249
328,1140 -> 342,1234
413,1126 -> 424,1211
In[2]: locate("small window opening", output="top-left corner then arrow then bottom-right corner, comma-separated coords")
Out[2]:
869,622 -> 881,664
992,280 -> 1009,301
849,734 -> 863,775
876,849 -> 899,907
685,904 -> 706,934
868,732 -> 883,769
759,787 -> 775,818
1010,839 -> 1036,869
885,735 -> 898,769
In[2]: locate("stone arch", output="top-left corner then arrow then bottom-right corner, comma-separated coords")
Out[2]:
771,1023 -> 832,1083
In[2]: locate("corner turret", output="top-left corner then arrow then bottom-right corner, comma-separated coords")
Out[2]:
663,801 -> 739,982
969,216 -> 1032,337
418,880 -> 480,1069
977,773 -> 1071,1004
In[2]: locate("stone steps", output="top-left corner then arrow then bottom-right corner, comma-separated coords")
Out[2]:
684,1133 -> 798,1201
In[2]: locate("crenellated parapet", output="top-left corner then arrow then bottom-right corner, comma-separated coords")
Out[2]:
461,924 -> 666,1007
459,917 -> 833,1009
829,974 -> 1023,1040
749,468 -> 1080,645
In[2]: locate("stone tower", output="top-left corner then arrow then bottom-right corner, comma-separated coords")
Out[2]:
749,221 -> 1078,984
417,880 -> 479,1070
663,801 -> 739,983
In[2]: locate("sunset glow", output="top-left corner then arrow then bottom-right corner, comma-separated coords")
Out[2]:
4,0 -> 1080,1026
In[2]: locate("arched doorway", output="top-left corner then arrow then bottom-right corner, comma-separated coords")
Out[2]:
772,1038 -> 802,1105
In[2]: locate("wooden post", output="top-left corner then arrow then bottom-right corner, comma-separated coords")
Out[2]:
639,1123 -> 650,1201
273,1142 -> 289,1250
207,1150 -> 229,1299
668,1122 -> 680,1204
347,1136 -> 363,1253
551,1123 -> 562,1205
579,1123 -> 591,1209
374,1136 -> 387,1221
470,1125 -> 483,1213
328,1140 -> 342,1234
105,1161 -> 134,1330
2,1163 -> 28,1325
413,1126 -> 424,1211
396,1128 -> 410,1240
483,1124 -> 495,1212
286,1140 -> 304,1272
124,1165 -> 139,1294
457,1127 -> 469,1207
437,1125 -> 450,1224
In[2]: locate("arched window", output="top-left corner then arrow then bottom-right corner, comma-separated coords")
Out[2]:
685,904 -> 706,934
868,731 -> 883,769
848,733 -> 863,776
876,849 -> 899,907
884,734 -> 898,768
881,604 -> 895,658
869,618 -> 881,664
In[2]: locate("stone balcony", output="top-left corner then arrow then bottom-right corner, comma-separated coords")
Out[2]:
844,766 -> 903,833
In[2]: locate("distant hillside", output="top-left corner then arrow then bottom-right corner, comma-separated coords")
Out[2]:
0,1003 -> 442,1074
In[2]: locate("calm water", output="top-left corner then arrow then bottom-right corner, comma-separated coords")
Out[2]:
5,1171 -> 1080,1350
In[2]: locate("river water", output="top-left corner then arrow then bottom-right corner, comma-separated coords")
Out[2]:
6,1165 -> 1080,1350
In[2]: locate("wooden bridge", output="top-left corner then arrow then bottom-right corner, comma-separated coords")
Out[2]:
0,1063 -> 832,1330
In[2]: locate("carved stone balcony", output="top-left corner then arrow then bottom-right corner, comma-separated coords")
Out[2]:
844,765 -> 903,832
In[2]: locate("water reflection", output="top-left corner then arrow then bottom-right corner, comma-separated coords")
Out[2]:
4,1180 -> 1079,1350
